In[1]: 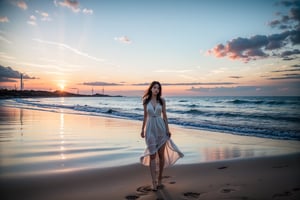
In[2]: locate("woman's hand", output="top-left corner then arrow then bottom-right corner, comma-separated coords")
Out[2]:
141,130 -> 145,138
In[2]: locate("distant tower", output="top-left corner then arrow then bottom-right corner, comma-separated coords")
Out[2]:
102,87 -> 104,95
20,73 -> 24,91
92,87 -> 94,95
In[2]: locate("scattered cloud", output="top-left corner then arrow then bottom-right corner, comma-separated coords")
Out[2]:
229,76 -> 243,79
0,36 -> 12,44
57,0 -> 80,13
272,68 -> 300,72
83,8 -> 93,15
207,0 -> 300,62
0,52 -> 15,60
27,15 -> 37,26
114,36 -> 132,44
268,64 -> 300,80
0,65 -> 36,82
82,82 -> 123,86
0,16 -> 9,23
11,0 -> 28,10
35,10 -> 52,21
187,84 -> 300,96
132,82 -> 236,86
0,31 -> 12,44
33,38 -> 105,62
154,69 -> 193,73
54,0 -> 93,14
268,74 -> 300,80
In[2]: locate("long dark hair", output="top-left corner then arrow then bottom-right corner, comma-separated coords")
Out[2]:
142,81 -> 163,105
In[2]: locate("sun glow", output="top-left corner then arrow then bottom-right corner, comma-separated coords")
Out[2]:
58,82 -> 65,91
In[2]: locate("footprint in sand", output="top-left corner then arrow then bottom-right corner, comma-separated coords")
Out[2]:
218,166 -> 228,170
125,195 -> 139,200
221,188 -> 236,193
136,185 -> 152,195
125,185 -> 152,200
183,192 -> 201,199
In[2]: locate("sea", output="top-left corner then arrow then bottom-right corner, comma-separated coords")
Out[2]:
4,96 -> 300,141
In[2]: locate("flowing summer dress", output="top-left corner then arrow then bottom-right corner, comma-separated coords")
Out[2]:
140,101 -> 184,168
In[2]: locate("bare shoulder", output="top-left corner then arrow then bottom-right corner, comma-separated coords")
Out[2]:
161,97 -> 166,104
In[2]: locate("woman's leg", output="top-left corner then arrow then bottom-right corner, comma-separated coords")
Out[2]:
149,153 -> 157,191
158,142 -> 166,186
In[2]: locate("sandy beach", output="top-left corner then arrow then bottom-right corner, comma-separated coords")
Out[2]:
1,104 -> 300,200
1,153 -> 300,200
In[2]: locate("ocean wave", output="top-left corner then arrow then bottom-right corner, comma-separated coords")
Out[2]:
226,99 -> 299,105
7,98 -> 300,141
167,108 -> 300,123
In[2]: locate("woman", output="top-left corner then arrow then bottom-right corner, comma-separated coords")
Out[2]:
140,81 -> 184,191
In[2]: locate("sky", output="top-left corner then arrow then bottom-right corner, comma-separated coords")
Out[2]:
0,0 -> 299,96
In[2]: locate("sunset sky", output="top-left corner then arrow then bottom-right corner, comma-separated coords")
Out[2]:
0,0 -> 299,96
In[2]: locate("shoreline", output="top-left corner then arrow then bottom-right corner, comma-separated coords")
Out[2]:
0,89 -> 123,99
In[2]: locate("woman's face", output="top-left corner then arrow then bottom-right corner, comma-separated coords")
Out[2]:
151,84 -> 160,96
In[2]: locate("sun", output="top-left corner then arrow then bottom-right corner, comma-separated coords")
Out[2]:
58,83 -> 65,91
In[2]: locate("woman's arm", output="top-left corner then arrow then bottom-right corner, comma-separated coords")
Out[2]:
141,103 -> 147,138
162,98 -> 171,137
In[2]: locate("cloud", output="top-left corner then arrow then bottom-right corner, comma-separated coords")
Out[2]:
82,82 -> 123,86
0,31 -> 12,44
229,76 -> 243,79
280,49 -> 300,58
27,15 -> 37,26
272,68 -> 300,72
11,0 -> 27,10
0,52 -> 15,60
268,74 -> 300,80
0,16 -> 9,23
114,36 -> 132,44
57,0 -> 80,13
35,10 -> 52,21
269,64 -> 300,79
33,38 -> 105,62
154,69 -> 192,73
187,85 -> 300,96
132,82 -> 235,86
291,64 -> 300,68
83,8 -> 93,15
207,0 -> 300,62
0,65 -> 36,82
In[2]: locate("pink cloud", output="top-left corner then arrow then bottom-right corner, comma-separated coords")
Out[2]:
11,0 -> 27,10
58,0 -> 80,13
0,16 -> 9,23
